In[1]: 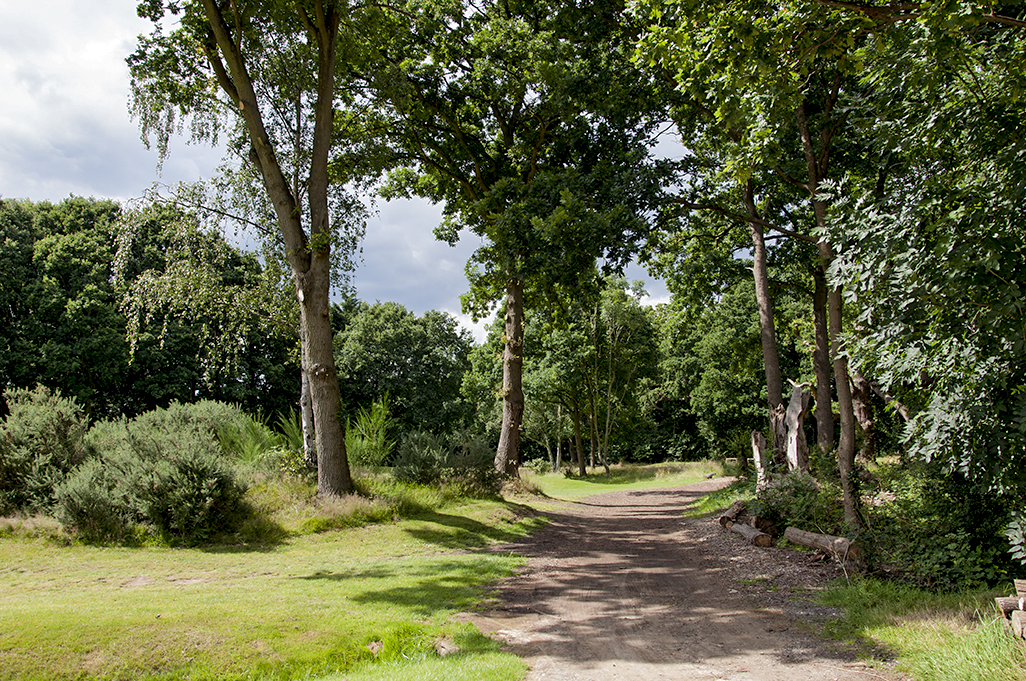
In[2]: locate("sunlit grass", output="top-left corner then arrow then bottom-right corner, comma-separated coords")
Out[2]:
522,459 -> 725,500
0,497 -> 539,681
820,578 -> 1026,681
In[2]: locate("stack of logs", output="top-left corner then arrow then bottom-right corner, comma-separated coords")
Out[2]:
996,580 -> 1026,638
719,500 -> 862,564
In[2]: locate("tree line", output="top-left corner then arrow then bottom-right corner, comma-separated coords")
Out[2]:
5,0 -> 1023,548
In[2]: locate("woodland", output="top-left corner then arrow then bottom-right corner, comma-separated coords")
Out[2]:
1,0 -> 1025,600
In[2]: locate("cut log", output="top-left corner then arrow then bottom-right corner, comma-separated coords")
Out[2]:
1012,610 -> 1026,639
1016,579 -> 1026,598
748,515 -> 779,537
719,500 -> 747,528
730,522 -> 773,547
995,597 -> 1025,618
783,526 -> 861,562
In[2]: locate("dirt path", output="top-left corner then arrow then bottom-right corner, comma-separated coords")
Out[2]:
462,479 -> 900,681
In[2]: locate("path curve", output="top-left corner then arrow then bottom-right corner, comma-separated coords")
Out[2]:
463,479 -> 899,681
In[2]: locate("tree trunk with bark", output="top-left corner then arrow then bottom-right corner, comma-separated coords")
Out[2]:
851,369 -> 876,464
796,99 -> 860,528
495,277 -> 525,477
812,266 -> 834,455
198,0 -> 351,496
744,180 -> 786,457
572,404 -> 586,477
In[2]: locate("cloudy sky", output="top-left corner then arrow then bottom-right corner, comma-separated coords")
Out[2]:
0,1 -> 668,341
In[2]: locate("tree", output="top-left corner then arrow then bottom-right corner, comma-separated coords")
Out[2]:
334,301 -> 473,435
129,0 -> 375,495
820,9 -> 1026,504
369,0 -> 665,475
634,0 -> 879,524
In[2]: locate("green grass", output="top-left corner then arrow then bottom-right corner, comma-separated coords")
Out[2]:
0,497 -> 539,681
523,460 -> 725,500
820,578 -> 1026,681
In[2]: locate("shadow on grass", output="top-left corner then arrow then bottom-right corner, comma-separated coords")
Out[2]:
402,503 -> 546,550
297,556 -> 520,617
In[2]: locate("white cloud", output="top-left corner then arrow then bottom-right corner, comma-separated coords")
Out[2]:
0,2 -> 671,344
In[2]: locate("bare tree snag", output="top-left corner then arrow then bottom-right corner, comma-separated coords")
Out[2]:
730,522 -> 773,547
751,430 -> 769,489
785,382 -> 812,472
783,526 -> 861,562
851,370 -> 876,464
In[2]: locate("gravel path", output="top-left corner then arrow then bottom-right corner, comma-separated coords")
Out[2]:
461,479 -> 902,681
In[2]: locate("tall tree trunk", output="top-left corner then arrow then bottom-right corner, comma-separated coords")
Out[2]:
744,180 -> 784,417
812,266 -> 834,455
797,99 -> 860,527
588,394 -> 598,470
555,404 -> 563,472
199,0 -> 351,496
299,266 -> 351,496
572,403 -> 586,477
495,277 -> 525,477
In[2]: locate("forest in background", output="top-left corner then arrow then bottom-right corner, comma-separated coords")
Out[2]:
1,0 -> 1024,593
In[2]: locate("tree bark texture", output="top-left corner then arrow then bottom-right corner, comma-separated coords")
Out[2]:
300,358 -> 316,468
729,522 -> 773,547
784,383 -> 811,472
199,0 -> 351,496
495,277 -> 525,477
572,404 -> 586,477
851,369 -> 876,464
744,182 -> 783,411
812,266 -> 834,455
751,430 -> 769,489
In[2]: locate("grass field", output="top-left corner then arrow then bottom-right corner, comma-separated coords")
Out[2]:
522,460 -> 726,500
0,497 -> 540,681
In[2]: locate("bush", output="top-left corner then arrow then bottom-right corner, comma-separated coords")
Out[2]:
866,463 -> 1014,590
56,405 -> 249,542
393,431 -> 499,496
749,469 -> 840,534
0,386 -> 89,514
53,458 -> 131,540
346,396 -> 395,467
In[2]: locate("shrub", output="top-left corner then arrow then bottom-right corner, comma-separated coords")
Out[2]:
866,463 -> 1014,590
749,469 -> 840,533
0,386 -> 89,514
345,396 -> 395,467
57,406 -> 248,542
393,431 -> 499,496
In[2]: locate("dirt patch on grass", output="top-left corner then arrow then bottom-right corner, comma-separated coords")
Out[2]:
462,479 -> 906,681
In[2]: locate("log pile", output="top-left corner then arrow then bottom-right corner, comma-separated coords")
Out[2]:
718,501 -> 774,547
997,580 -> 1026,638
